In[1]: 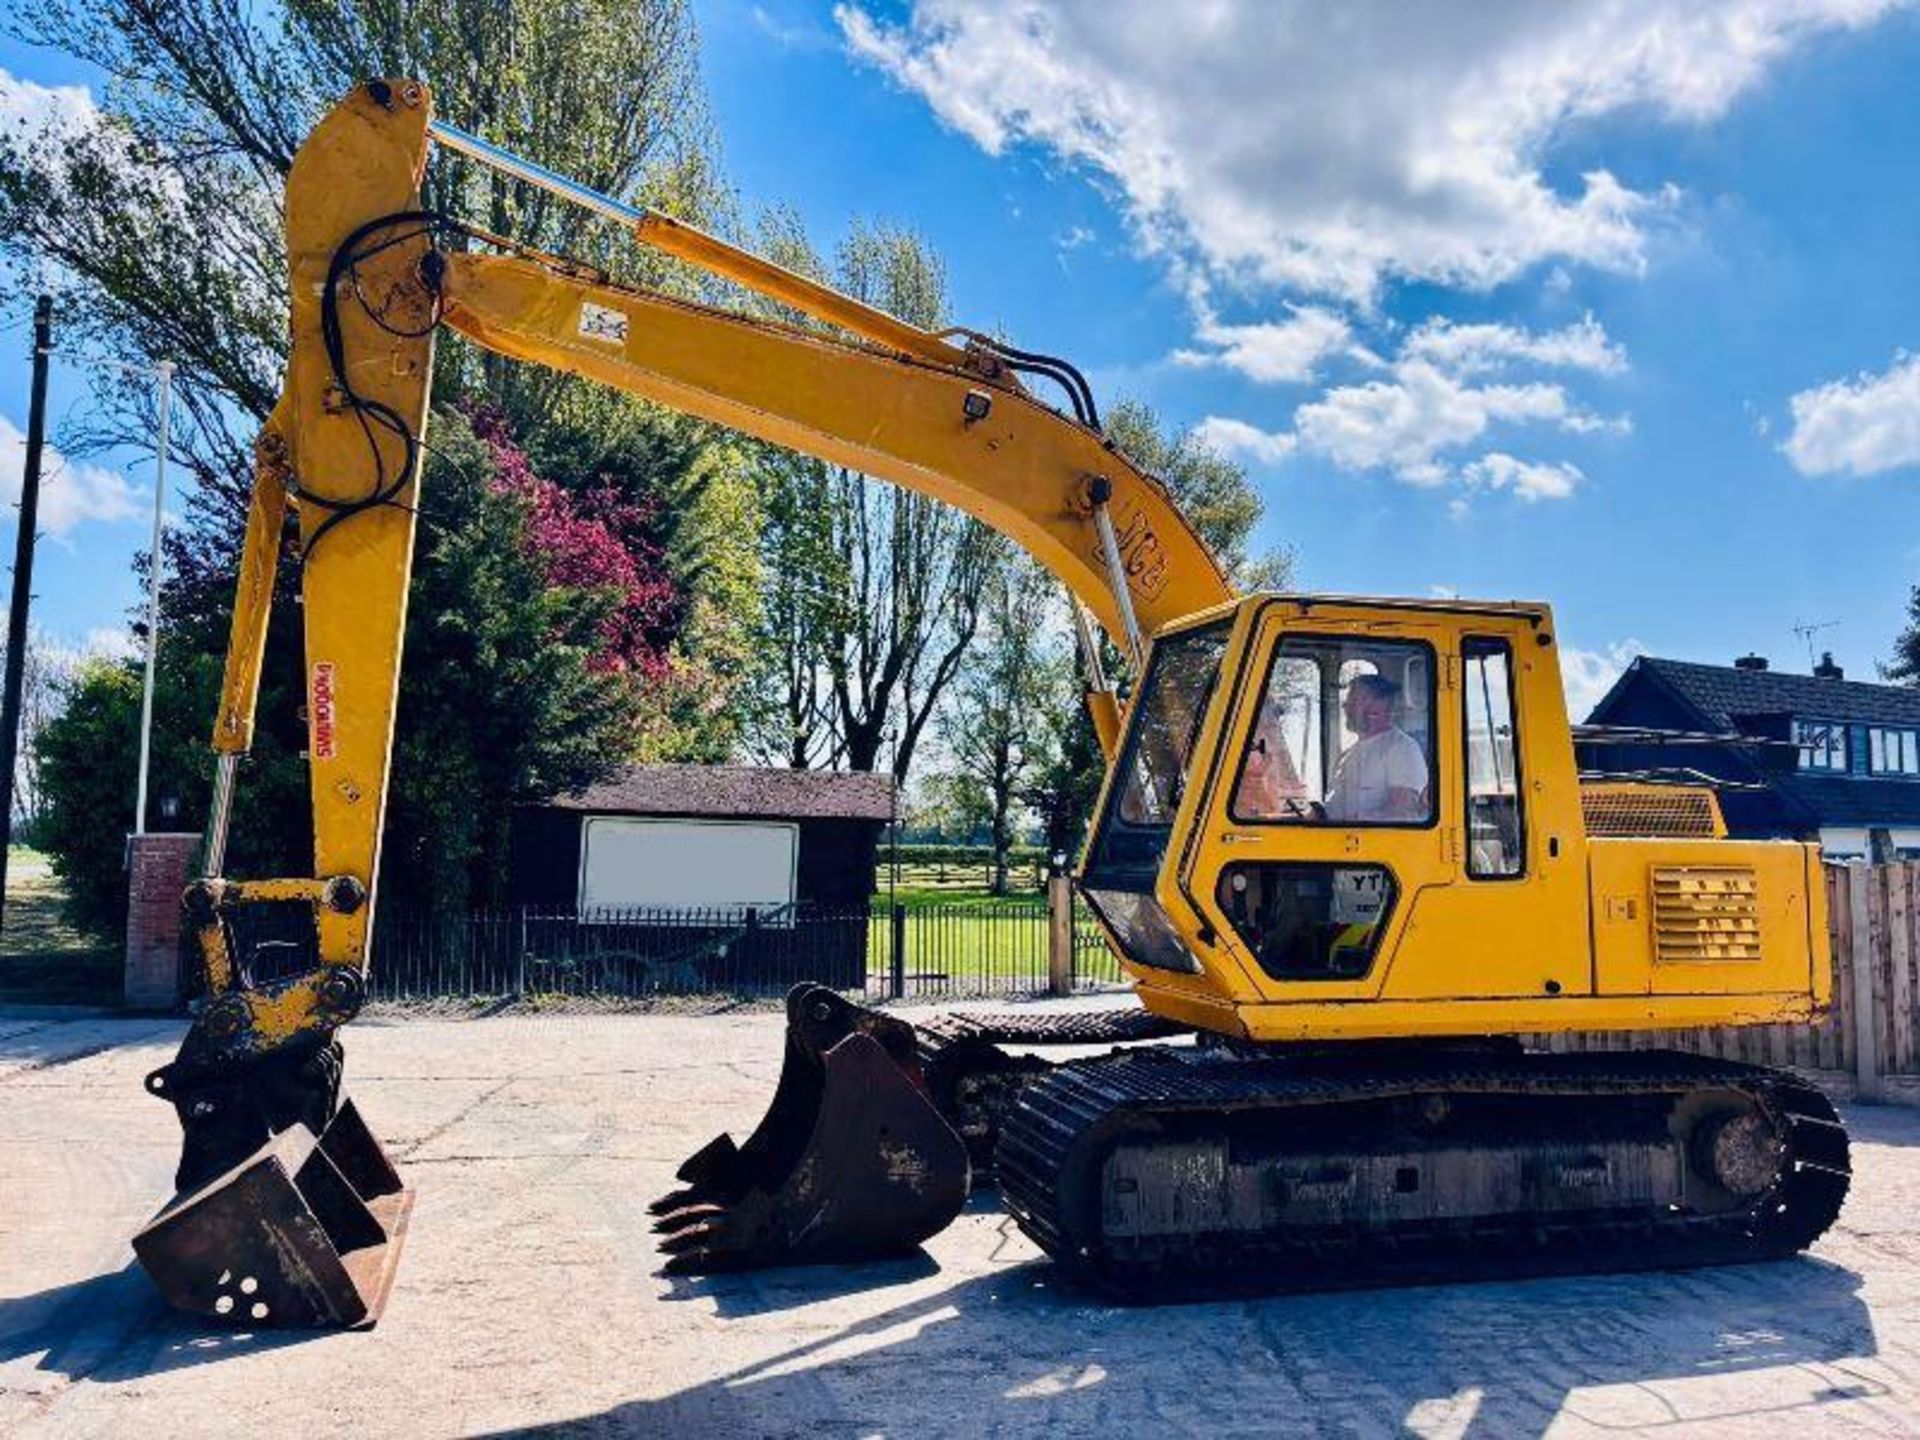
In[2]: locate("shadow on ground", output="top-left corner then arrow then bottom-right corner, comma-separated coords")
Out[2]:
1837,1100 -> 1920,1148
495,1250 -> 1880,1437
0,1264 -> 323,1383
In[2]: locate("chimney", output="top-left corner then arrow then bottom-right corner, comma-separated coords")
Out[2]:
1814,651 -> 1844,681
1733,653 -> 1769,671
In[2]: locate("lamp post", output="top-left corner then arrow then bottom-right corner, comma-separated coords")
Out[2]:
62,353 -> 173,834
133,361 -> 173,835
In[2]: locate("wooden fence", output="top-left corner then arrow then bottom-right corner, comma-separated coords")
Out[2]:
1537,861 -> 1920,1105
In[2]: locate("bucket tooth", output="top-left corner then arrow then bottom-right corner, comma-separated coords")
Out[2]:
133,1100 -> 412,1328
655,985 -> 969,1273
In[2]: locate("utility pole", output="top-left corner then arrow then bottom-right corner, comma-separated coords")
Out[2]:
0,296 -> 53,929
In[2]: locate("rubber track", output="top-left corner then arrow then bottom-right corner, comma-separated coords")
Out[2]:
997,1046 -> 1851,1300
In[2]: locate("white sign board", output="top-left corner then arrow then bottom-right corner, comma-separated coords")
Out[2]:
577,816 -> 798,922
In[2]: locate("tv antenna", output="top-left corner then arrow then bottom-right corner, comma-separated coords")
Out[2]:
1792,618 -> 1839,668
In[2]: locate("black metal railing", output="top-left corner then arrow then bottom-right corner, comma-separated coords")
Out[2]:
189,895 -> 1126,1004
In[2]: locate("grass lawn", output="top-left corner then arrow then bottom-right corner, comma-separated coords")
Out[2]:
865,877 -> 1123,990
873,884 -> 1045,913
0,849 -> 121,1004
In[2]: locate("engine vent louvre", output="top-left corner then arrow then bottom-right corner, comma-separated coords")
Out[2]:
1650,866 -> 1762,964
1581,785 -> 1722,839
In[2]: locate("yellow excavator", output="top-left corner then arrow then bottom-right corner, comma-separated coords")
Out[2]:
131,81 -> 1849,1326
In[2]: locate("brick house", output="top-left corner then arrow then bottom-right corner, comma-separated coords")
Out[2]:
1582,651 -> 1920,860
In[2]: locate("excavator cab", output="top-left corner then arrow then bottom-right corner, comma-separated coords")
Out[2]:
1081,593 -> 1824,1042
1080,597 -> 1508,1018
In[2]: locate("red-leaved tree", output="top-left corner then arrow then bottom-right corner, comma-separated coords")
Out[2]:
472,409 -> 684,678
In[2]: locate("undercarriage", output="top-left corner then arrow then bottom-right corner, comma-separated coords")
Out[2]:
656,986 -> 1851,1300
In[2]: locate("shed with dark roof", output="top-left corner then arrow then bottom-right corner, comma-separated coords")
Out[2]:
509,764 -> 896,989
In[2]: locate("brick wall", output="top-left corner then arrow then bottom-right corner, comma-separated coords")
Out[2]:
124,833 -> 200,1010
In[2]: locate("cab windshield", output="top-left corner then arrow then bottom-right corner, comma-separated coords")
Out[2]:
1084,620 -> 1231,887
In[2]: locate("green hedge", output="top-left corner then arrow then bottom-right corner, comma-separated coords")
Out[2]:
885,842 -> 1051,869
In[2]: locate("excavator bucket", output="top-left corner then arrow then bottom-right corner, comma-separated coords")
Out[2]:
651,984 -> 969,1274
132,1101 -> 413,1328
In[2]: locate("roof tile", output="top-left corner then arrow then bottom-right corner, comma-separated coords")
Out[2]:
548,764 -> 896,822
1634,658 -> 1920,730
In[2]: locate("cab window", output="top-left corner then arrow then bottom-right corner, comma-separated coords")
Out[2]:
1085,620 -> 1233,886
1463,637 -> 1525,877
1217,862 -> 1397,980
1231,636 -> 1435,826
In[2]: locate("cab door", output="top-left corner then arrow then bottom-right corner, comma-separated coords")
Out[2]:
1172,600 -> 1454,1004
1371,623 -> 1593,1000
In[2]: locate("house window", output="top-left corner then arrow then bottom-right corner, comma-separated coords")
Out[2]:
1869,727 -> 1920,776
1796,720 -> 1848,772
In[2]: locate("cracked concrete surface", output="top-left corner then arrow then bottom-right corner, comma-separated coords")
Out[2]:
2,1006 -> 1918,1438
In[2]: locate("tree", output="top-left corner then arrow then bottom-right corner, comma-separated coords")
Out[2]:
1021,666 -> 1108,863
0,628 -> 90,838
32,409 -> 658,934
1891,591 -> 1920,686
738,218 -> 999,781
939,556 -> 1060,893
1,0 -> 724,504
740,450 -> 844,769
905,770 -> 990,845
31,664 -> 140,934
532,414 -> 764,763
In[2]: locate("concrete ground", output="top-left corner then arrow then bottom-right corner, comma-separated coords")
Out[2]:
2,1007 -> 1919,1438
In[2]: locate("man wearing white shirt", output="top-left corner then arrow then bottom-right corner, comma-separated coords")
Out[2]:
1326,674 -> 1427,822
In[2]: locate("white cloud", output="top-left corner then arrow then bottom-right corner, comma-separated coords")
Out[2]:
1290,361 -> 1586,486
39,626 -> 138,672
1401,314 -> 1626,377
1462,452 -> 1584,502
1174,305 -> 1353,385
1194,312 -> 1624,496
82,626 -> 136,659
838,1 -> 1905,303
0,68 -> 98,139
0,415 -> 145,537
1054,223 -> 1095,272
1561,639 -> 1648,719
1782,351 -> 1920,477
1194,415 -> 1296,467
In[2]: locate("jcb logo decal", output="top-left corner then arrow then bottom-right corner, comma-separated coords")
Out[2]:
311,662 -> 338,760
1088,491 -> 1170,601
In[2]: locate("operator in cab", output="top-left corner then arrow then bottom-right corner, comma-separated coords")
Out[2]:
1326,673 -> 1427,822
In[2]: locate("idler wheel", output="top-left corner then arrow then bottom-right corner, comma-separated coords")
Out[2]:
1698,1110 -> 1785,1198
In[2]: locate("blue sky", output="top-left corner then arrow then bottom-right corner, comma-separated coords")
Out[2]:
6,2 -> 1920,710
